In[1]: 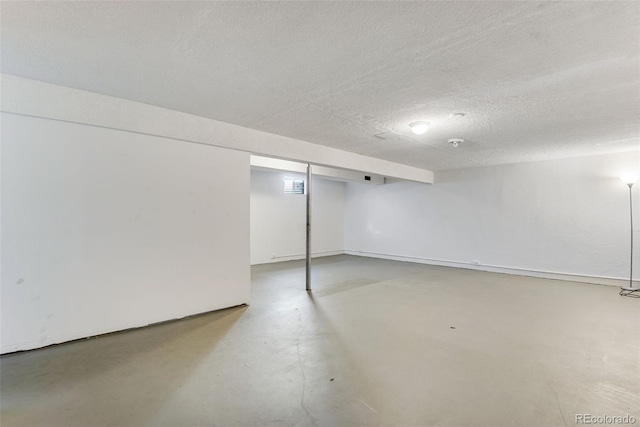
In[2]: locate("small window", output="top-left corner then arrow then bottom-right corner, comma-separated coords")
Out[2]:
284,178 -> 305,195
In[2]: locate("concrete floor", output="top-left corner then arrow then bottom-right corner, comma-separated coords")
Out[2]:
1,255 -> 639,427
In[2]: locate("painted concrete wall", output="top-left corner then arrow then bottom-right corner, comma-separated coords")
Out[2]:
250,169 -> 345,264
345,151 -> 640,286
1,113 -> 250,353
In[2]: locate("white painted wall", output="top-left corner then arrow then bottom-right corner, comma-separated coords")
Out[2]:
1,113 -> 250,353
250,169 -> 345,264
345,151 -> 640,286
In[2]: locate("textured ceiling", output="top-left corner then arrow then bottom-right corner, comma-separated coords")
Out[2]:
1,1 -> 639,171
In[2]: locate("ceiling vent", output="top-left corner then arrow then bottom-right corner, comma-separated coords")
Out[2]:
448,138 -> 464,147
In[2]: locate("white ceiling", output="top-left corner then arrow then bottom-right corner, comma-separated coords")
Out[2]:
2,1 -> 639,171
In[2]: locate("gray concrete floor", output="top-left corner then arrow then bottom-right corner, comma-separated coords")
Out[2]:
1,255 -> 639,427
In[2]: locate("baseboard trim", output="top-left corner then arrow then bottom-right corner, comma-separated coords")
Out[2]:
344,250 -> 638,287
251,250 -> 344,265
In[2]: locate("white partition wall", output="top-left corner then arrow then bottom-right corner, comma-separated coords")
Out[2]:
1,113 -> 250,353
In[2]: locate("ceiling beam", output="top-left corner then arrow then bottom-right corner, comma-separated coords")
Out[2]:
1,74 -> 434,184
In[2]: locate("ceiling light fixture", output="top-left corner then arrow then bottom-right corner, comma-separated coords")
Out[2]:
449,112 -> 466,118
409,121 -> 430,135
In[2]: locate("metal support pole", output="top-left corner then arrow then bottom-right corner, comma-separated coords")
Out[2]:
306,164 -> 312,291
622,183 -> 635,291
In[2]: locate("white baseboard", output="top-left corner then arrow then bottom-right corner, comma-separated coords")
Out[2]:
344,250 -> 639,288
251,250 -> 344,265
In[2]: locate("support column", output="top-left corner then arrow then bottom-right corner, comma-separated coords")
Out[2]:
306,164 -> 312,291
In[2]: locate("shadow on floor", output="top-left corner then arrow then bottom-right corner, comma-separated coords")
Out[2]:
1,305 -> 246,426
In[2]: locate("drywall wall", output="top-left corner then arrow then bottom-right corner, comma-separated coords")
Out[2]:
1,113 -> 250,353
251,169 -> 345,264
1,74 -> 433,183
345,151 -> 640,286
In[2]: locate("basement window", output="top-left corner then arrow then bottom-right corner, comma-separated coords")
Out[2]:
283,178 -> 305,195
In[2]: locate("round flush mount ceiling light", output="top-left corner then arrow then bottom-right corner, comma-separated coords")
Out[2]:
449,112 -> 466,118
409,121 -> 431,135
